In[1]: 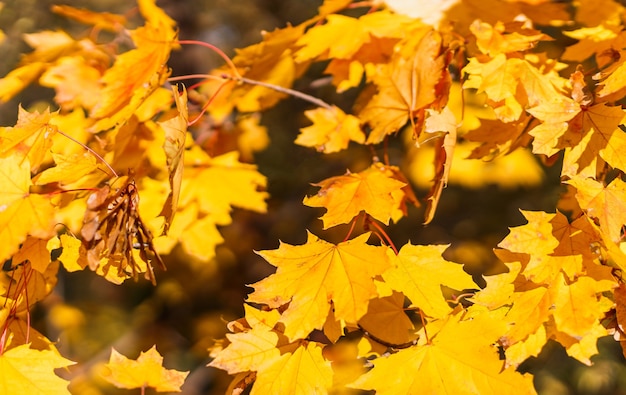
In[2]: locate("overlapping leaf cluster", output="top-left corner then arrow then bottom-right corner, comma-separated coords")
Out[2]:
2,0 -> 626,393
0,0 -> 264,391
207,0 -> 626,394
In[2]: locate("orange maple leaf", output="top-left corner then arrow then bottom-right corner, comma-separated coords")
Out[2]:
303,163 -> 409,229
295,106 -> 364,153
360,28 -> 448,143
248,232 -> 391,341
102,346 -> 189,392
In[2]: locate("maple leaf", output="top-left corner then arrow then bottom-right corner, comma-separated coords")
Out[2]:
248,232 -> 391,341
0,155 -> 56,262
11,237 -> 52,273
90,19 -> 174,130
102,346 -> 189,392
303,163 -> 409,229
50,5 -> 126,31
39,57 -> 103,111
567,176 -> 626,244
497,210 -> 561,284
0,344 -> 75,395
210,306 -> 333,395
470,19 -> 551,56
0,63 -> 47,103
221,24 -> 307,113
295,106 -> 365,153
358,292 -> 416,345
294,11 -> 415,62
382,244 -> 476,319
551,272 -> 614,338
351,308 -> 537,395
158,85 -> 188,234
422,106 -> 457,224
251,341 -> 332,395
53,234 -> 83,272
0,106 -> 58,172
33,151 -> 98,186
360,28 -> 448,143
179,151 -> 268,225
209,313 -> 282,375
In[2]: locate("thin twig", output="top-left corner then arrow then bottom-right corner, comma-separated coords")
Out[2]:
222,74 -> 334,110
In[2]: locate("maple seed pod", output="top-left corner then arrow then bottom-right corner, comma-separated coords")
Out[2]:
80,181 -> 166,284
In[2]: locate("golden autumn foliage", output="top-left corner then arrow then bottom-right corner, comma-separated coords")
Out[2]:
3,0 -> 626,394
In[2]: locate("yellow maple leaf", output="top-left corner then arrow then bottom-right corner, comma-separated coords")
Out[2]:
248,232 -> 391,341
470,19 -> 551,56
229,24 -> 306,113
0,344 -> 74,395
39,57 -> 102,111
56,234 -> 84,272
295,11 -> 415,62
102,346 -> 189,392
0,62 -> 46,103
209,323 -> 282,375
351,308 -> 536,394
422,106 -> 457,224
303,163 -> 408,229
552,272 -> 615,338
252,341 -> 333,395
0,106 -> 58,172
0,155 -> 56,262
382,244 -> 476,319
295,106 -> 364,153
498,210 -> 561,284
567,176 -> 626,243
158,85 -> 188,234
34,151 -> 98,186
180,151 -> 268,224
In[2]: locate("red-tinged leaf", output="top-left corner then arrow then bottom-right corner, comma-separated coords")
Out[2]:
303,163 -> 408,229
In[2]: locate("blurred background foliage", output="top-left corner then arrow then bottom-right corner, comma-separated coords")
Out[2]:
1,0 -> 626,394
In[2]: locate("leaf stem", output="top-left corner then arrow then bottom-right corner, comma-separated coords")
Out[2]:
418,310 -> 430,344
57,130 -> 118,178
177,40 -> 241,79
221,74 -> 334,110
343,215 -> 360,242
366,217 -> 398,255
358,324 -> 418,349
